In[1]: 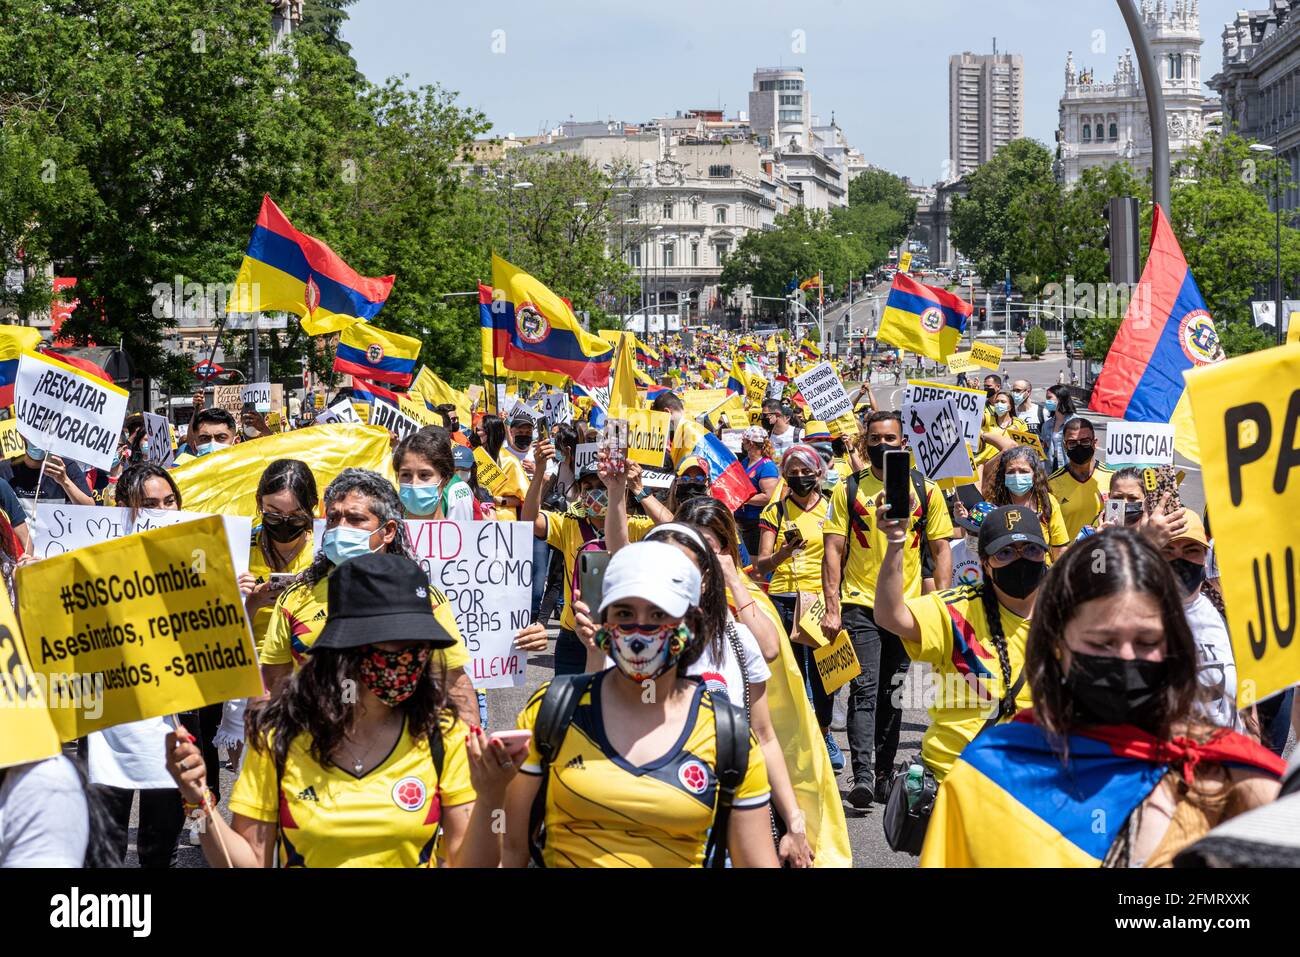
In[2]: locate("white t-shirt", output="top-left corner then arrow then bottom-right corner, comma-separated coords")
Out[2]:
87,718 -> 175,790
443,479 -> 476,521
948,537 -> 983,589
686,618 -> 772,704
0,756 -> 88,867
768,426 -> 800,459
1017,400 -> 1042,426
1184,592 -> 1242,731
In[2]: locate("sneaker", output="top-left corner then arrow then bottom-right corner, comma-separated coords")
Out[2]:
845,779 -> 874,811
825,733 -> 845,773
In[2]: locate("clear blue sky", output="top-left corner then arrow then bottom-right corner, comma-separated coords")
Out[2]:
345,0 -> 1245,184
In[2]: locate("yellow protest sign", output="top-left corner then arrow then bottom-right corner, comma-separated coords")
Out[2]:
352,401 -> 371,424
399,395 -> 442,429
898,252 -> 913,274
827,411 -> 860,439
1186,346 -> 1300,706
173,423 -> 395,519
625,408 -> 671,466
16,516 -> 262,739
0,417 -> 26,458
1006,427 -> 1044,457
969,341 -> 1003,370
813,629 -> 859,693
0,586 -> 62,768
681,389 -> 745,426
794,592 -> 829,648
313,392 -> 326,411
265,410 -> 282,433
947,352 -> 979,375
473,445 -> 521,499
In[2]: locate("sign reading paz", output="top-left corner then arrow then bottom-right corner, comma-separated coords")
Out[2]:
1105,421 -> 1175,467
16,516 -> 262,739
793,361 -> 852,420
903,398 -> 971,482
14,351 -> 129,471
1186,346 -> 1300,706
404,520 -> 533,689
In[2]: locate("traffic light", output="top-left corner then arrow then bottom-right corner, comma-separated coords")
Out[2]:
1103,197 -> 1140,285
978,306 -> 987,326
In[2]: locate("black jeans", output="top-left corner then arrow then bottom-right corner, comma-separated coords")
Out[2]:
772,595 -> 833,728
842,604 -> 910,783
737,515 -> 762,559
554,628 -> 589,676
97,786 -> 184,868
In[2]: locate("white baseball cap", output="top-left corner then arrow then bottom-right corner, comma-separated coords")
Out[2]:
597,540 -> 701,618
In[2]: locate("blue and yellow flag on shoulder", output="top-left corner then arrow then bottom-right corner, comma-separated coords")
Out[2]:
878,272 -> 971,362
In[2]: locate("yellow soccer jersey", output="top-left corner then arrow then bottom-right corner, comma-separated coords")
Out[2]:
544,511 -> 654,632
1048,464 -> 1114,542
516,675 -> 770,868
901,583 -> 1032,781
228,717 -> 476,868
259,572 -> 469,671
823,469 -> 953,609
758,494 -> 829,595
247,528 -> 315,656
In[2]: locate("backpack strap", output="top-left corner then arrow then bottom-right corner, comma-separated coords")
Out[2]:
976,670 -> 1027,737
703,694 -> 751,868
527,673 -> 594,867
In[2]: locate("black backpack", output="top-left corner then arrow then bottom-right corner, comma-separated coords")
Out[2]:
527,674 -> 750,868
845,467 -> 934,578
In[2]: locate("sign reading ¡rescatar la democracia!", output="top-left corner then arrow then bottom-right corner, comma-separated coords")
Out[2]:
14,351 -> 129,471
16,516 -> 261,740
1186,346 -> 1300,707
404,520 -> 533,689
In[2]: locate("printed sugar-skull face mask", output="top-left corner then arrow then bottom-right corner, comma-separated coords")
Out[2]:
597,622 -> 689,682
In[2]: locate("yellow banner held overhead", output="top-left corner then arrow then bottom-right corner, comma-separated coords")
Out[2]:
173,423 -> 395,519
624,408 -> 672,467
898,252 -> 913,274
969,341 -> 1003,370
0,585 -> 62,768
1186,345 -> 1300,707
947,352 -> 979,375
16,516 -> 262,740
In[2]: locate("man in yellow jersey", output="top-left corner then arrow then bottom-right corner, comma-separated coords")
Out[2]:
259,468 -> 479,726
820,411 -> 954,811
1047,417 -> 1112,541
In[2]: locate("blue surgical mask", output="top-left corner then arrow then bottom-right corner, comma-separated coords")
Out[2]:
993,402 -> 1010,417
1045,399 -> 1058,413
321,525 -> 377,565
27,446 -> 46,462
1004,473 -> 1035,496
194,440 -> 230,458
399,482 -> 442,516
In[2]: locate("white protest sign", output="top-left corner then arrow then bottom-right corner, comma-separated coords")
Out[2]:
575,441 -> 599,477
507,397 -> 544,426
903,380 -> 986,454
240,382 -> 272,414
494,384 -> 508,413
584,384 -> 612,411
793,361 -> 852,420
315,399 -> 361,425
640,468 -> 675,490
1105,421 -> 1176,467
368,399 -> 420,438
405,520 -> 532,689
31,504 -> 252,574
142,411 -> 175,468
14,351 -> 129,471
541,391 -> 572,426
903,398 -> 971,482
720,429 -> 746,455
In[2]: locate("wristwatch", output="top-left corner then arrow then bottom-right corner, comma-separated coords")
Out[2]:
633,487 -> 651,503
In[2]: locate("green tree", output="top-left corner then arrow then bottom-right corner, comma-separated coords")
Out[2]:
1023,325 -> 1047,357
720,208 -> 850,317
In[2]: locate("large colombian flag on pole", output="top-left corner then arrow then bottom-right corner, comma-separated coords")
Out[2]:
1089,204 -> 1225,462
228,195 -> 395,337
877,272 -> 971,362
489,254 -> 613,390
333,321 -> 420,387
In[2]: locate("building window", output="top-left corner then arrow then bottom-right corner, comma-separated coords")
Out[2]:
708,164 -> 732,178
715,206 -> 728,224
662,201 -> 673,220
691,200 -> 699,218
1169,54 -> 1182,80
691,243 -> 699,267
779,109 -> 803,122
628,246 -> 641,267
779,94 -> 802,106
663,244 -> 675,268
1109,122 -> 1118,141
714,242 -> 729,265
1082,123 -> 1091,142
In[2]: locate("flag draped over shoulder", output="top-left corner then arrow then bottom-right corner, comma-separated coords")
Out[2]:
669,418 -> 754,511
333,321 -> 420,387
1088,204 -> 1226,462
921,713 -> 1286,868
878,272 -> 970,361
228,195 -> 394,336
488,255 -> 613,389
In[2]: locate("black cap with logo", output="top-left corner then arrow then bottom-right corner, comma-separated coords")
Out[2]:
977,505 -> 1048,558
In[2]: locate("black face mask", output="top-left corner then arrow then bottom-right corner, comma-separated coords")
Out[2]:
510,430 -> 533,449
1066,443 -> 1095,465
1122,502 -> 1144,525
1066,653 -> 1168,731
988,557 -> 1046,599
866,442 -> 899,470
676,481 -> 708,502
787,475 -> 819,497
262,514 -> 311,544
1170,557 -> 1206,597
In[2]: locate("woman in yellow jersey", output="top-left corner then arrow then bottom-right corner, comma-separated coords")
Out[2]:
873,503 -> 1046,785
984,446 -> 1070,561
498,541 -> 777,868
753,445 -> 838,766
972,388 -> 1029,473
167,552 -> 513,868
259,468 -> 480,727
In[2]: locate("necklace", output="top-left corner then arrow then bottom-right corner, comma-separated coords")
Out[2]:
338,714 -> 398,774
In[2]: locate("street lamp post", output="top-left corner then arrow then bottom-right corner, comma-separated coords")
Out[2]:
505,174 -> 533,259
1250,142 -> 1285,345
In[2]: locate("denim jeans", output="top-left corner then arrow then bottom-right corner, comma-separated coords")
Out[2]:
97,786 -> 184,868
531,536 -> 551,616
842,604 -> 910,783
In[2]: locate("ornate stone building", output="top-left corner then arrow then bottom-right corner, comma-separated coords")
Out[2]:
1057,1 -> 1211,184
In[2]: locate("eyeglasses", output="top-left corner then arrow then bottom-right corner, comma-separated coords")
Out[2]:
990,543 -> 1047,564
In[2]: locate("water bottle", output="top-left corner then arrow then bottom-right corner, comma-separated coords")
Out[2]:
904,764 -> 924,810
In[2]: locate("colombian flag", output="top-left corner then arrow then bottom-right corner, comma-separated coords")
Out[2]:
489,255 -> 613,390
349,377 -> 404,408
635,337 -> 662,369
799,338 -> 822,361
333,322 -> 420,387
0,325 -> 43,406
669,418 -> 755,512
1089,204 -> 1225,462
725,357 -> 747,396
228,195 -> 394,337
878,272 -> 970,362
478,283 -> 509,378
921,712 -> 1285,867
